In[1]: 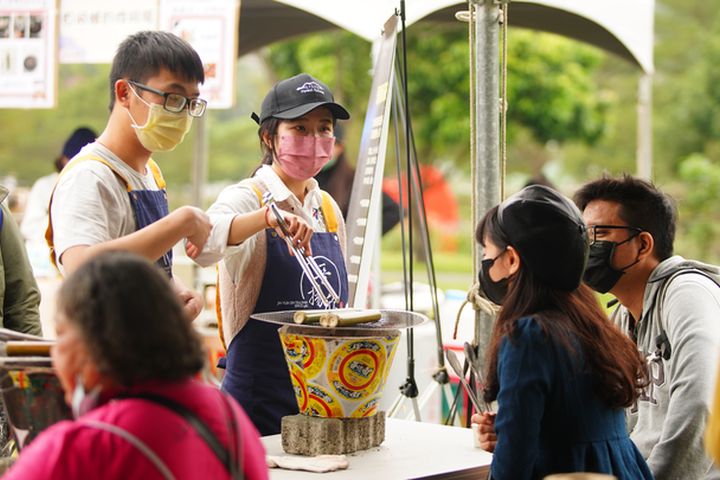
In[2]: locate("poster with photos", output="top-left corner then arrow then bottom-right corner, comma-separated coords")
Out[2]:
0,0 -> 58,108
159,0 -> 239,109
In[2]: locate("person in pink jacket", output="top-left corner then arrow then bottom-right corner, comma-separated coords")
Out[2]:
3,251 -> 268,480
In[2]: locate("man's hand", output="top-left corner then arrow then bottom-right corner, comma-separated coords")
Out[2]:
173,277 -> 203,322
175,206 -> 212,253
185,240 -> 201,260
471,412 -> 497,452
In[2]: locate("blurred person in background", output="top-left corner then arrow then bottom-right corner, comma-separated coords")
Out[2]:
0,184 -> 40,336
0,183 -> 43,456
314,124 -> 400,235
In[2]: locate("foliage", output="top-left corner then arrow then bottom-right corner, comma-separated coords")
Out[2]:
652,1 -> 720,174
0,64 -> 109,183
266,25 -> 610,170
676,154 -> 720,262
265,31 -> 372,114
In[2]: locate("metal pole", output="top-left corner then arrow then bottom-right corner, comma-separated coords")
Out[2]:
471,0 -> 501,353
636,73 -> 653,179
191,115 -> 209,208
190,115 -> 209,291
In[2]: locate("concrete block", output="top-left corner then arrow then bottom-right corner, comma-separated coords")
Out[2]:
281,412 -> 386,455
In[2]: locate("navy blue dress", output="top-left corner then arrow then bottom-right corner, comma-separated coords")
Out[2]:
490,317 -> 653,480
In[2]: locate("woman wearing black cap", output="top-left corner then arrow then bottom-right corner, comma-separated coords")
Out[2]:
188,73 -> 350,436
471,185 -> 652,479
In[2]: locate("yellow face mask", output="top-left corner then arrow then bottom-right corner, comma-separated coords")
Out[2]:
127,86 -> 193,152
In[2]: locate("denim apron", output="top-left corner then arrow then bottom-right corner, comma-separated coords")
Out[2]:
221,186 -> 349,436
46,155 -> 172,276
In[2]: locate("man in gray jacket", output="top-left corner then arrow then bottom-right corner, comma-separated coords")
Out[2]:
575,174 -> 720,480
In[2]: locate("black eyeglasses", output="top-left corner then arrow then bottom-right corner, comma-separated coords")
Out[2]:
587,225 -> 643,245
128,80 -> 207,117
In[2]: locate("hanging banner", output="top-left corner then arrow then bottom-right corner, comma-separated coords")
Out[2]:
59,0 -> 158,64
159,0 -> 239,109
0,0 -> 58,108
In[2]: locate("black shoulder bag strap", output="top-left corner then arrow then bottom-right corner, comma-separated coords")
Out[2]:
121,393 -> 233,474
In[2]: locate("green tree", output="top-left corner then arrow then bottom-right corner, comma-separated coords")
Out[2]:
265,25 -> 610,173
676,154 -> 720,262
0,64 -> 109,184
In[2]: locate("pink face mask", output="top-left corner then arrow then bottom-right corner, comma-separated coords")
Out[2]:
275,135 -> 335,181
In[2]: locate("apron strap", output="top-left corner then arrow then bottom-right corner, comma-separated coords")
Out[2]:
147,159 -> 167,190
216,266 -> 227,351
45,154 -> 131,273
320,191 -> 338,233
249,183 -> 264,205
246,178 -> 337,232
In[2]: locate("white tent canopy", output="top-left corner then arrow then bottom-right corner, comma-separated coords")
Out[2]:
239,0 -> 654,73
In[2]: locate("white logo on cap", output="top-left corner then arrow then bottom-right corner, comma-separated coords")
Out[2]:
296,81 -> 325,95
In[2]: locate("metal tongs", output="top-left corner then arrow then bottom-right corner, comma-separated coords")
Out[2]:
445,345 -> 492,414
263,192 -> 341,307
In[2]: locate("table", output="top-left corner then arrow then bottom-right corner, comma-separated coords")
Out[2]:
262,418 -> 492,479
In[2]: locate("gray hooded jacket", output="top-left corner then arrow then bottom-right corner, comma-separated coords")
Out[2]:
613,255 -> 720,480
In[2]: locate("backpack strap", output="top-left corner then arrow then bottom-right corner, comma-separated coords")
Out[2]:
79,419 -> 175,480
120,393 -> 236,475
649,268 -> 720,360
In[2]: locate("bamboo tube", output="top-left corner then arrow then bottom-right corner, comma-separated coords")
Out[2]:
3,341 -> 54,357
319,310 -> 382,328
293,311 -> 324,324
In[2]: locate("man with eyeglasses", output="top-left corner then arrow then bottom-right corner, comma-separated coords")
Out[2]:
46,31 -> 212,321
574,174 -> 720,480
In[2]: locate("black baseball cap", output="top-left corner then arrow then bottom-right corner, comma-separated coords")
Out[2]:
252,73 -> 350,124
498,185 -> 589,291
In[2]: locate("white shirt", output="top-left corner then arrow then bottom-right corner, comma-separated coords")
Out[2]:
50,142 -> 162,271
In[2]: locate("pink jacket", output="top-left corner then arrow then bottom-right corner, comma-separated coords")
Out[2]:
3,379 -> 268,480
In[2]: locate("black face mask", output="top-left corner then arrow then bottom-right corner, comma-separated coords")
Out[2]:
478,251 -> 510,305
583,235 -> 640,294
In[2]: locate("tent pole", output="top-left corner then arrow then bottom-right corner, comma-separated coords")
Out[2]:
471,0 -> 502,355
636,73 -> 653,179
191,115 -> 209,290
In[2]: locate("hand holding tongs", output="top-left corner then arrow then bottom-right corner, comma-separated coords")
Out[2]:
445,349 -> 486,414
463,342 -> 493,413
263,192 -> 341,308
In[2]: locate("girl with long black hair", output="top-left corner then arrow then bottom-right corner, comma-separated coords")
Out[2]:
471,185 -> 652,479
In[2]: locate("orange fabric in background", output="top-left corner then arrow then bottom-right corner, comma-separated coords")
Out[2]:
383,165 -> 459,251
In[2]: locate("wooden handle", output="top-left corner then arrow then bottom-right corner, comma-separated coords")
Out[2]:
5,341 -> 54,356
